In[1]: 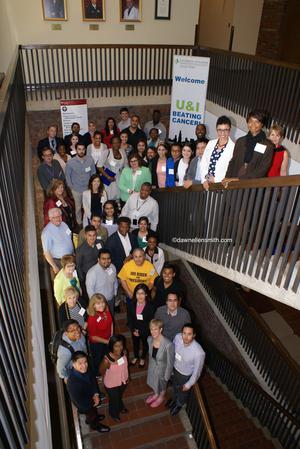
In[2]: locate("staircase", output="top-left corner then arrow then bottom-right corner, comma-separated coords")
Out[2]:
80,312 -> 195,449
200,373 -> 276,449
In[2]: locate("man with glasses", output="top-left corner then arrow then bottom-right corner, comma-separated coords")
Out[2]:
154,292 -> 191,341
56,320 -> 87,382
41,208 -> 74,275
200,116 -> 235,191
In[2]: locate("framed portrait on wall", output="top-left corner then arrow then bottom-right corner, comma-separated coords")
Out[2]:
42,0 -> 67,21
82,0 -> 105,21
155,0 -> 171,20
120,0 -> 142,22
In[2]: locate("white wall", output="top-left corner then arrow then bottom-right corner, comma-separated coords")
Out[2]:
4,0 -> 200,46
0,0 -> 17,73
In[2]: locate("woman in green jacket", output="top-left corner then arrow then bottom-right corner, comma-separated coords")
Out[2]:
118,152 -> 152,203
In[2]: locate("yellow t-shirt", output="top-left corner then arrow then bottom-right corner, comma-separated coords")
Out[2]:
118,260 -> 158,294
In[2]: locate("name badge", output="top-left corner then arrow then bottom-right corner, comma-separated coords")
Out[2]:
66,228 -> 71,235
161,166 -> 166,173
149,269 -> 155,276
117,357 -> 125,366
106,267 -> 113,275
168,168 -> 174,175
254,143 -> 267,154
96,243 -> 102,250
110,160 -> 116,167
110,130 -> 114,135
96,236 -> 102,240
106,220 -> 113,225
79,307 -> 86,316
175,352 -> 182,361
73,270 -> 78,278
70,150 -> 77,156
85,166 -> 91,172
136,313 -> 143,320
56,200 -> 62,207
136,170 -> 142,176
97,316 -> 102,322
142,236 -> 147,243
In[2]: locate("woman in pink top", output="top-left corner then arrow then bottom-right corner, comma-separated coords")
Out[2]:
100,335 -> 129,422
151,143 -> 168,188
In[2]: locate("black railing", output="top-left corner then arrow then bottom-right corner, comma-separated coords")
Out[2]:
20,44 -> 300,143
193,47 -> 300,144
0,50 -> 27,448
188,263 -> 300,422
204,344 -> 300,449
153,178 -> 300,296
186,383 -> 219,449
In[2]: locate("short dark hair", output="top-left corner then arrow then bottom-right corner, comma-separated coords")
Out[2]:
71,122 -> 80,128
90,214 -> 102,221
146,232 -> 159,243
182,322 -> 196,333
94,130 -> 103,140
75,143 -> 86,150
42,147 -> 53,155
141,182 -> 152,190
84,225 -> 96,233
167,292 -> 179,300
153,109 -> 161,115
117,216 -> 131,226
197,137 -> 209,144
98,248 -> 111,258
120,107 -> 129,114
246,109 -> 268,126
162,262 -> 176,273
108,335 -> 126,353
111,136 -> 121,144
71,351 -> 88,363
216,116 -> 231,128
62,319 -> 79,333
128,152 -> 142,166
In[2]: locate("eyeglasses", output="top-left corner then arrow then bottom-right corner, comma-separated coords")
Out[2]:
217,128 -> 230,133
51,215 -> 62,219
130,159 -> 138,163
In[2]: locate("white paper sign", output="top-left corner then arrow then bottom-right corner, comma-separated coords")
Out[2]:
70,150 -> 77,156
169,55 -> 210,140
117,357 -> 125,366
175,352 -> 182,361
96,243 -> 102,250
136,314 -> 143,320
61,99 -> 88,137
254,143 -> 267,154
79,307 -> 86,316
56,200 -> 62,207
85,166 -> 91,173
168,168 -> 174,175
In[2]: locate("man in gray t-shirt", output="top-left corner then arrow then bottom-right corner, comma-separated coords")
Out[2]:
155,292 -> 191,341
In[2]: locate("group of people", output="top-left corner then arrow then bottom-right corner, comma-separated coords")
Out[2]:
38,106 -> 288,434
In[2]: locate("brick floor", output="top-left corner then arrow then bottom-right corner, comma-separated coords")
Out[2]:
200,374 -> 276,449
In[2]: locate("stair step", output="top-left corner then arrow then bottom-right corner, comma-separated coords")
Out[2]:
84,412 -> 185,449
201,373 -> 276,449
133,435 -> 191,449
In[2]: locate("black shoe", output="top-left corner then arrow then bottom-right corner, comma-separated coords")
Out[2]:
85,414 -> 105,425
94,423 -> 110,433
170,404 -> 182,416
98,392 -> 106,401
120,407 -> 128,414
165,399 -> 175,409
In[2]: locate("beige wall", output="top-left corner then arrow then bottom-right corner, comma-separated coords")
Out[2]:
6,0 -> 199,46
198,0 -> 264,55
232,0 -> 264,54
0,0 -> 17,73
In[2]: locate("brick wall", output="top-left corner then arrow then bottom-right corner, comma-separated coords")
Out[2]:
256,0 -> 288,59
27,104 -> 171,152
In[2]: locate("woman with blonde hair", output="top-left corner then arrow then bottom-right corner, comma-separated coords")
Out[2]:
87,293 -> 113,376
54,255 -> 81,306
146,319 -> 174,408
58,286 -> 87,328
43,178 -> 76,230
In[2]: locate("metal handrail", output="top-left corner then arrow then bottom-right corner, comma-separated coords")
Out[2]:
194,383 -> 219,449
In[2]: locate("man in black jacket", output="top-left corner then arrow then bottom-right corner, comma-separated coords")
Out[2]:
67,351 -> 110,433
104,217 -> 138,273
37,124 -> 64,160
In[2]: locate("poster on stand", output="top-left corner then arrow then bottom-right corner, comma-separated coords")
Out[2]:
169,55 -> 210,141
60,99 -> 89,137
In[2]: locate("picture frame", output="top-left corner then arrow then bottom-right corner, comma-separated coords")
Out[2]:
82,0 -> 105,21
155,0 -> 171,20
120,0 -> 142,22
42,0 -> 67,21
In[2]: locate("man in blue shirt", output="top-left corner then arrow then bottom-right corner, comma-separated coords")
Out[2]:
65,144 -> 96,225
41,207 -> 74,275
168,323 -> 205,415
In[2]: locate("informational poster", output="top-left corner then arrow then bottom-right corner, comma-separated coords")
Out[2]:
60,99 -> 89,137
169,55 -> 210,141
